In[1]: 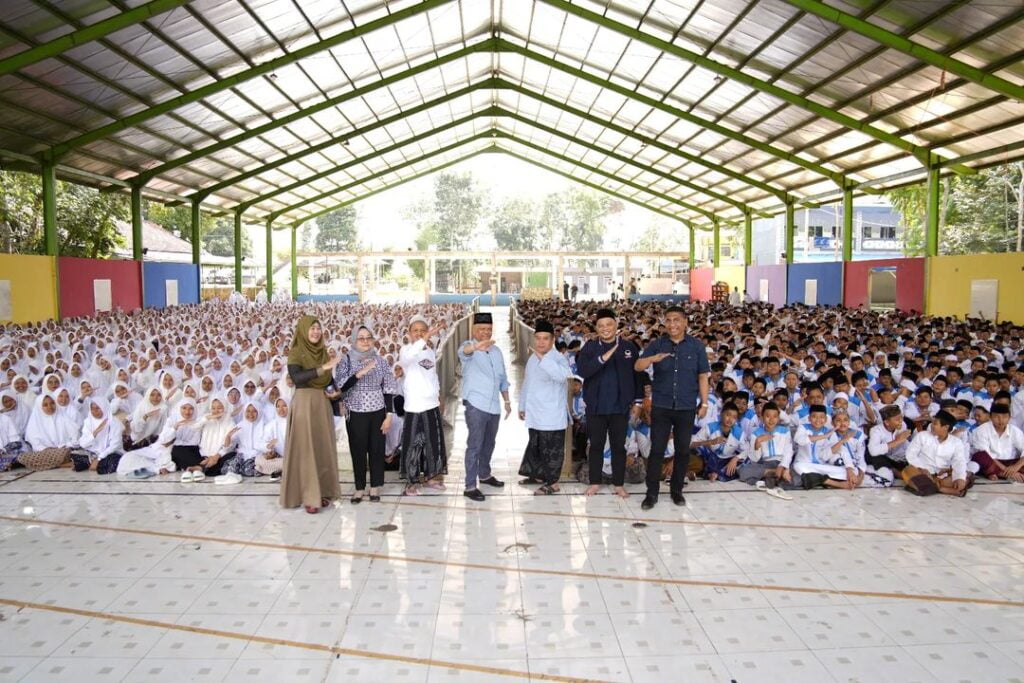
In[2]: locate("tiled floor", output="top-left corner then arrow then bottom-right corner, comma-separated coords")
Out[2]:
2,309 -> 1024,682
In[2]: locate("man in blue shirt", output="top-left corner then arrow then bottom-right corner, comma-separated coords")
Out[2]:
634,305 -> 710,509
518,319 -> 574,495
575,307 -> 644,499
458,312 -> 511,502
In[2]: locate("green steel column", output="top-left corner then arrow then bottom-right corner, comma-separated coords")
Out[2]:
712,219 -> 721,268
41,162 -> 58,256
265,219 -> 274,300
926,165 -> 941,257
688,226 -> 695,271
190,199 -> 200,265
131,185 -> 143,260
234,209 -> 243,293
842,186 -> 854,262
743,210 -> 753,266
785,200 -> 796,265
290,226 -> 298,300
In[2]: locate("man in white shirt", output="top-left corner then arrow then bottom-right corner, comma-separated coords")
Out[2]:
902,410 -> 971,497
970,403 -> 1024,482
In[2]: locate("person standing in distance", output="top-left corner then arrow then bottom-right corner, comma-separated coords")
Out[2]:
634,305 -> 710,509
458,312 -> 511,502
575,308 -> 644,498
518,319 -> 574,495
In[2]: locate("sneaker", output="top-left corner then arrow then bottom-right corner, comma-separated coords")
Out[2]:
215,472 -> 242,485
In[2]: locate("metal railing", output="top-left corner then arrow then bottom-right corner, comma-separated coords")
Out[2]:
436,298 -> 478,428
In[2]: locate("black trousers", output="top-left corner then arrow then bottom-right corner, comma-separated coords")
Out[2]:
646,407 -> 696,497
587,413 -> 628,486
347,408 -> 386,490
867,453 -> 906,472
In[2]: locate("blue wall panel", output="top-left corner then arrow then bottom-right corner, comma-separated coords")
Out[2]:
786,262 -> 843,306
142,262 -> 199,309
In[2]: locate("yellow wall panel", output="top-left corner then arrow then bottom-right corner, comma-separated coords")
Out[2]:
0,254 -> 58,324
715,265 -> 747,298
927,253 -> 1024,323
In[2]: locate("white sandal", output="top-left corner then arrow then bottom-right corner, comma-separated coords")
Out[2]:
180,471 -> 194,483
765,487 -> 793,501
191,470 -> 206,482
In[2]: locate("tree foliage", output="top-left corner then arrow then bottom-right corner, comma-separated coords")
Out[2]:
143,200 -> 216,244
889,162 -> 1023,256
0,169 -> 127,257
315,206 -> 359,252
202,217 -> 252,258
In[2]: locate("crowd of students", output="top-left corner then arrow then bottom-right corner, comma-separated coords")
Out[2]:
517,298 -> 1024,498
0,301 -> 468,484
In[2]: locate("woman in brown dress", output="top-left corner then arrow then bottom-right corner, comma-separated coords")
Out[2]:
280,315 -> 342,513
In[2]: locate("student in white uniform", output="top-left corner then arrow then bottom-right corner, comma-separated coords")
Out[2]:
969,403 -> 1024,481
902,410 -> 971,497
738,403 -> 794,488
76,396 -> 124,475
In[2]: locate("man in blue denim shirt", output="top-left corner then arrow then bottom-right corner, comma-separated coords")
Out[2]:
634,305 -> 710,509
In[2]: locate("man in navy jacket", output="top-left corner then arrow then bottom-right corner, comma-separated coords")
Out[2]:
576,308 -> 646,498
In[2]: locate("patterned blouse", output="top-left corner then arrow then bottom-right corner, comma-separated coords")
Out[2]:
334,354 -> 398,414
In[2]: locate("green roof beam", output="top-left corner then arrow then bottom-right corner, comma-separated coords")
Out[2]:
0,0 -> 192,77
245,110 -> 494,213
497,39 -> 846,185
45,0 -> 453,161
132,38 -> 494,186
777,0 -> 1024,104
195,80 -> 497,201
534,0 -> 971,174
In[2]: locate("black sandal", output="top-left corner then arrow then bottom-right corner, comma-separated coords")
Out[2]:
534,484 -> 556,496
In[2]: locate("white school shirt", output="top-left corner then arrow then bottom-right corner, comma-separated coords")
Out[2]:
793,423 -> 838,467
903,401 -> 938,422
398,339 -> 440,414
825,429 -> 867,472
867,423 -> 910,462
745,425 -> 794,468
969,422 -> 1024,462
906,430 -> 968,481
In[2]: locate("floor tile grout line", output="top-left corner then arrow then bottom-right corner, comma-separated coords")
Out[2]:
0,597 -> 608,683
2,514 -> 1022,610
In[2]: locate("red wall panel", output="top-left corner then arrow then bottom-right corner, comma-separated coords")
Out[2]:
842,258 -> 925,314
57,257 -> 142,319
690,267 -> 714,302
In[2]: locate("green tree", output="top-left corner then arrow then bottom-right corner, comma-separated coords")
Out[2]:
409,172 -> 487,290
490,197 -> 540,250
315,206 -> 359,252
0,170 -> 127,257
202,217 -> 252,258
143,200 -> 216,244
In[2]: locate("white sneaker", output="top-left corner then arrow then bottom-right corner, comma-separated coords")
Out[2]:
215,472 -> 243,486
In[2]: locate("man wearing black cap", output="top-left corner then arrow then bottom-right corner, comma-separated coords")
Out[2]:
634,305 -> 710,509
575,307 -> 645,498
458,312 -> 510,501
518,318 -> 574,494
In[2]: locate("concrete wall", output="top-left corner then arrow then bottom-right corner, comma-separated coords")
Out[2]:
843,257 -> 925,314
142,262 -> 200,309
0,254 -> 58,324
786,262 -> 843,306
927,253 -> 1024,322
745,264 -> 787,307
57,257 -> 142,319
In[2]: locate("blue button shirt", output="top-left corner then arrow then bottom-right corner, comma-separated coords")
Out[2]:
641,334 -> 710,411
458,341 -> 510,415
519,350 -> 573,430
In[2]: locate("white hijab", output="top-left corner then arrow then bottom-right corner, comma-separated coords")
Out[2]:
1,388 -> 30,436
199,395 -> 236,458
131,386 -> 169,441
80,396 -> 123,456
25,392 -> 78,451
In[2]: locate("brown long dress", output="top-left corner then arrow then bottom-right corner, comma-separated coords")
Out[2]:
280,387 -> 340,508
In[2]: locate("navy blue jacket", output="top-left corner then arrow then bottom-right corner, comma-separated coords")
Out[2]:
575,337 -> 646,416
640,334 -> 710,411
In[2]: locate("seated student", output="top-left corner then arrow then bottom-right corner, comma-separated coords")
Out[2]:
0,393 -> 27,472
793,405 -> 849,490
126,386 -> 168,451
820,410 -> 866,489
771,389 -> 799,430
738,403 -> 794,488
17,393 -> 78,470
948,399 -> 974,446
256,397 -> 288,478
795,384 -> 832,421
75,396 -> 124,474
970,403 -> 1024,481
215,400 -> 263,485
691,402 -> 744,481
847,371 -> 877,428
902,410 -> 971,497
903,386 -> 939,430
867,404 -> 912,472
732,391 -> 757,438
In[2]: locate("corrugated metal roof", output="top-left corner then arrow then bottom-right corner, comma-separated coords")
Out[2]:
0,0 -> 1021,230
